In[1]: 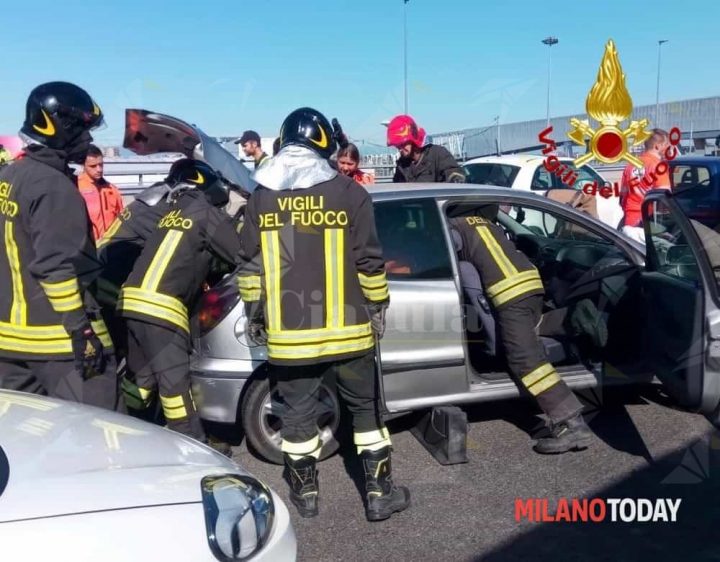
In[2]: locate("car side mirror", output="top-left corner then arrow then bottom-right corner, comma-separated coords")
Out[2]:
665,245 -> 696,266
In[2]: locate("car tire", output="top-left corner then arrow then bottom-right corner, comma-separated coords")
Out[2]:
241,376 -> 341,465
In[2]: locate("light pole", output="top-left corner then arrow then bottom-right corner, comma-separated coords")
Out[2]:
541,36 -> 558,126
656,39 -> 668,126
403,0 -> 409,114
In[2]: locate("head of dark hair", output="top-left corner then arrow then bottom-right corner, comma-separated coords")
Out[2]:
86,144 -> 103,159
644,128 -> 668,151
337,143 -> 360,163
272,137 -> 281,156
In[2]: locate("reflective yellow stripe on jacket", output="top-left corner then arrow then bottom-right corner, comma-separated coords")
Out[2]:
118,230 -> 188,332
39,278 -> 83,313
0,320 -> 112,355
357,271 -> 389,303
260,227 -> 374,362
475,225 -> 543,307
4,222 -> 26,325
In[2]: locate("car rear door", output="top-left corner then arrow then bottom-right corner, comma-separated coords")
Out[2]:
372,197 -> 468,405
639,190 -> 720,420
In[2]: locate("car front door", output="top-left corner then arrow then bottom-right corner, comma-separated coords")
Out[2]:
372,197 -> 467,408
640,190 -> 720,420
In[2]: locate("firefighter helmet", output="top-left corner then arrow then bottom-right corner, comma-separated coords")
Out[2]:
278,107 -> 336,159
166,158 -> 229,207
20,82 -> 104,151
386,115 -> 425,148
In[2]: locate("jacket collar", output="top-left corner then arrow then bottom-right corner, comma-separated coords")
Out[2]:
24,145 -> 71,175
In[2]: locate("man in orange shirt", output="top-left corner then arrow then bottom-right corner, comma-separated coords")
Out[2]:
619,129 -> 672,242
78,144 -> 124,241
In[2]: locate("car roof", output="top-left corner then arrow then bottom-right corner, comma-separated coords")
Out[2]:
463,154 -> 545,166
671,156 -> 720,167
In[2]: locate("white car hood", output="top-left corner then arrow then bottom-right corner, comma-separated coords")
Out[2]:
0,391 -> 241,522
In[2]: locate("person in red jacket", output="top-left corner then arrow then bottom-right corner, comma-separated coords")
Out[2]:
619,129 -> 672,241
337,143 -> 374,185
78,144 -> 124,240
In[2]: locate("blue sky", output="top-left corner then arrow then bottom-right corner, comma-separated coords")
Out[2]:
2,0 -> 719,147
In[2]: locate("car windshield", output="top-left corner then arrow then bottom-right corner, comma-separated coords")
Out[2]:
463,163 -> 520,187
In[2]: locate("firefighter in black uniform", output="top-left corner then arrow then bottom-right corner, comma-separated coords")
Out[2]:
237,107 -> 410,521
95,159 -> 214,354
0,82 -> 116,408
448,202 -> 594,454
387,114 -> 466,183
117,160 -> 240,441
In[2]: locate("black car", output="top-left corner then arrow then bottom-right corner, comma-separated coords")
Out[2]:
671,156 -> 720,228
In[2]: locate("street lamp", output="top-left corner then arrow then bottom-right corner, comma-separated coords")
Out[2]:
403,0 -> 410,114
656,39 -> 669,126
541,36 -> 559,126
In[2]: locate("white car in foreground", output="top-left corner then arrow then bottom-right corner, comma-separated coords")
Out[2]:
0,390 -> 296,562
463,154 -> 623,228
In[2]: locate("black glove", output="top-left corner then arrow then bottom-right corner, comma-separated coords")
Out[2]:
70,325 -> 106,377
369,302 -> 388,339
245,302 -> 268,346
331,118 -> 349,149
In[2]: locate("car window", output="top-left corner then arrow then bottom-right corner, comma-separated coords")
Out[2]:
645,199 -> 701,283
530,165 -> 553,191
374,199 -> 453,279
501,205 -> 612,243
671,165 -> 711,190
463,163 -> 520,187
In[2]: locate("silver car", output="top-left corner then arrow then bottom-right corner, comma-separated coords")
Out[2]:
0,390 -> 296,561
191,183 -> 720,463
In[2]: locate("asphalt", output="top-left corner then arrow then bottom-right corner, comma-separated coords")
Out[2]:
230,386 -> 720,562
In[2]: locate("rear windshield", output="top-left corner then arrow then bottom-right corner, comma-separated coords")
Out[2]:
671,164 -> 712,190
463,163 -> 520,187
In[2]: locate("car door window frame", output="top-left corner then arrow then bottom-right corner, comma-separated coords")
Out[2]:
642,192 -> 720,307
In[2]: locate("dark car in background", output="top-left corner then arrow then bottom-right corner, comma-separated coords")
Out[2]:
671,156 -> 720,228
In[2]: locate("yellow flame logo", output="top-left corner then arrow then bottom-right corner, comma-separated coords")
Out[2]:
567,40 -> 651,168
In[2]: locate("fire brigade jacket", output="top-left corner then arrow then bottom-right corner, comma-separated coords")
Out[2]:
118,189 -> 240,334
393,144 -> 466,183
450,212 -> 544,310
236,175 -> 389,366
0,147 -> 111,360
95,197 -> 171,308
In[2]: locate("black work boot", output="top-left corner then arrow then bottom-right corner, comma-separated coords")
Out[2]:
533,413 -> 593,454
284,454 -> 319,518
360,446 -> 410,522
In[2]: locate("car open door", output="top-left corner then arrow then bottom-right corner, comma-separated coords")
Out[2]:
639,190 -> 720,422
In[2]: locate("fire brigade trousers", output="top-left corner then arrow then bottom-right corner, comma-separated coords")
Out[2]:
270,350 -> 391,459
0,356 -> 118,411
497,295 -> 583,424
125,319 -> 205,442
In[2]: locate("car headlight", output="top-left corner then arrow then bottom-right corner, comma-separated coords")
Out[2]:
202,474 -> 275,561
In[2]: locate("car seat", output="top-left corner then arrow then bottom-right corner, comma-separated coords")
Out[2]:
450,228 -> 566,363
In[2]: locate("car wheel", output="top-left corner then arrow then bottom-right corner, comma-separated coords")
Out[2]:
241,376 -> 341,464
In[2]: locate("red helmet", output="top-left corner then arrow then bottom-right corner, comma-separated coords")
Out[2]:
386,115 -> 425,148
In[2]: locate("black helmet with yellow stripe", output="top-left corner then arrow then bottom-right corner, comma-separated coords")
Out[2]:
20,82 -> 104,152
278,107 -> 337,159
166,158 -> 229,207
